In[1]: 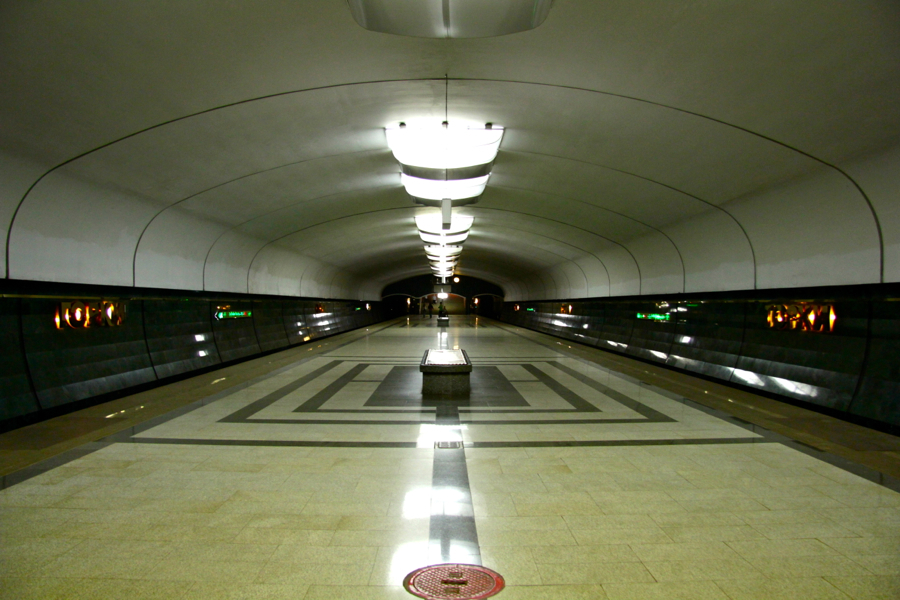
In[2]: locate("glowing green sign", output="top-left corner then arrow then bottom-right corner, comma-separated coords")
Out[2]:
215,310 -> 252,320
526,307 -> 535,312
636,312 -> 670,322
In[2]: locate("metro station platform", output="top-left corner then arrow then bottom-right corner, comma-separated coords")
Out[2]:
1,317 -> 899,600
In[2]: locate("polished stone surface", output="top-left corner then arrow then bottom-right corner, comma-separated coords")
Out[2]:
0,316 -> 899,599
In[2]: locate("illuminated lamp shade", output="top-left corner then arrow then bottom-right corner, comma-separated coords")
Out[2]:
427,256 -> 460,265
348,0 -> 553,39
416,214 -> 473,236
419,231 -> 469,245
430,256 -> 458,266
427,250 -> 461,260
424,245 -> 463,257
386,125 -> 503,170
401,174 -> 489,201
430,262 -> 458,271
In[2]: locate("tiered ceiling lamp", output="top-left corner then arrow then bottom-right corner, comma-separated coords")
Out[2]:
347,0 -> 554,39
388,121 -> 503,282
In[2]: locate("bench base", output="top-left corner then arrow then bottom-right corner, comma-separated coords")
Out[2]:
422,372 -> 471,397
420,349 -> 472,399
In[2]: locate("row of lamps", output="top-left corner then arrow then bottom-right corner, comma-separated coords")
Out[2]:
385,121 -> 504,282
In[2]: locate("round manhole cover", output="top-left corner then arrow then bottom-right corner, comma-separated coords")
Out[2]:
403,564 -> 505,600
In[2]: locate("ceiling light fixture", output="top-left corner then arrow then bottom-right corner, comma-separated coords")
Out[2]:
348,0 -> 555,39
389,118 -> 500,283
419,231 -> 469,246
400,173 -> 490,201
386,124 -> 503,170
415,214 -> 473,235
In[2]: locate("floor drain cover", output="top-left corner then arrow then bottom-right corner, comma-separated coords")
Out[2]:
435,441 -> 463,449
404,564 -> 505,600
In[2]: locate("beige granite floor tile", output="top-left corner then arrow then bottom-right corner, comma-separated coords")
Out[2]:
269,544 -> 378,564
571,526 -> 672,545
629,541 -> 741,562
713,577 -> 852,600
745,555 -> 873,578
302,586 -> 410,600
537,561 -> 655,584
475,515 -> 568,531
187,582 -> 309,600
477,528 -> 578,547
603,580 -> 731,600
256,561 -> 375,586
643,557 -> 765,581
725,538 -> 842,558
820,535 -> 900,556
495,584 -> 609,600
66,579 -> 194,600
529,544 -> 640,564
824,576 -> 900,599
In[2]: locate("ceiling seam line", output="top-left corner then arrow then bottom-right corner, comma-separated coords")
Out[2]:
471,206 -> 635,295
489,183 -> 685,293
201,183 -> 400,292
243,206 -> 418,295
508,149 -> 757,289
134,148 -> 385,291
460,77 -> 883,283
461,220 -> 613,293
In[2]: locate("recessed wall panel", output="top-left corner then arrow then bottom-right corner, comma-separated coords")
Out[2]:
144,299 -> 220,379
0,298 -> 39,420
253,300 -> 289,352
211,300 -> 260,362
666,300 -> 745,380
22,298 -> 156,409
733,299 -> 867,411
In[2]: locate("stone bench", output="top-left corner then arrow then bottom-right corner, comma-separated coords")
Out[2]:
420,348 -> 472,397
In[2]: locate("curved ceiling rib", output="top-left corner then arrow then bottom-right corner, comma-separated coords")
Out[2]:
490,183 -> 686,291
507,149 -> 758,286
7,34 -> 897,304
132,148 -> 388,281
461,77 -> 884,278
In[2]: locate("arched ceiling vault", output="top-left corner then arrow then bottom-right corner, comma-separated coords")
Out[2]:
1,1 -> 898,301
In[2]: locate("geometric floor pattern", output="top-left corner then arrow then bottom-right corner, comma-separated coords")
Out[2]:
1,316 -> 898,599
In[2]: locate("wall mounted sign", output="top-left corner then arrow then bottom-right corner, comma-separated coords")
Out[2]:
636,312 -> 671,322
215,309 -> 252,320
766,303 -> 836,333
56,300 -> 126,329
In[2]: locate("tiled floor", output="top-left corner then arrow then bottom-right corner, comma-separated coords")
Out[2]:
1,316 -> 899,599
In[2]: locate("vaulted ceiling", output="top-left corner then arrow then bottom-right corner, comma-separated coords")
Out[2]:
1,1 -> 899,300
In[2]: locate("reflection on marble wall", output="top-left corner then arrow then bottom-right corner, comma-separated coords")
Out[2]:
0,288 -> 383,431
501,286 -> 900,432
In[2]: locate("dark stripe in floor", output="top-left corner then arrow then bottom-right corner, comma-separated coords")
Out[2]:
429,403 -> 481,565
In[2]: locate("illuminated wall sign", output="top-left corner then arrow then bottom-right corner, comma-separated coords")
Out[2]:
56,300 -> 126,329
766,303 -> 836,333
526,307 -> 535,312
215,309 -> 252,320
636,312 -> 671,322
